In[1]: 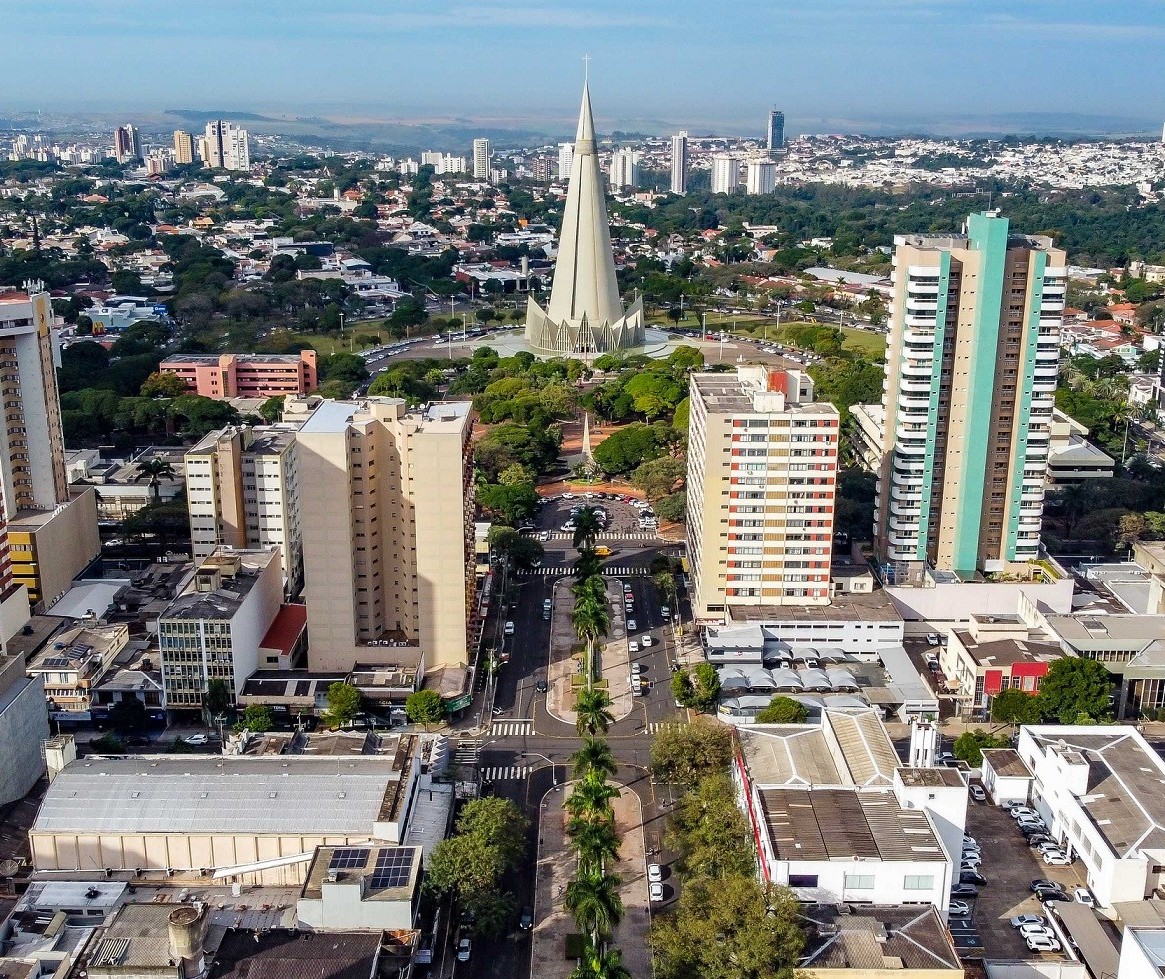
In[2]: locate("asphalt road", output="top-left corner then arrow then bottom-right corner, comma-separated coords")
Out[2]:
451,521 -> 688,979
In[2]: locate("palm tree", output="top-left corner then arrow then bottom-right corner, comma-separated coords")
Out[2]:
573,573 -> 606,605
133,457 -> 177,503
574,688 -> 615,737
564,865 -> 624,941
573,506 -> 603,552
572,593 -> 611,688
570,941 -> 632,979
565,769 -> 621,823
572,735 -> 617,779
568,817 -> 621,871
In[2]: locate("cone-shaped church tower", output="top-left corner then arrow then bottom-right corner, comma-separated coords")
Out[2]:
524,80 -> 645,358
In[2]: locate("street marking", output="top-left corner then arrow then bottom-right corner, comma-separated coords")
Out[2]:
546,532 -> 659,541
490,720 -> 534,737
480,766 -> 531,781
526,566 -> 652,576
647,722 -> 685,734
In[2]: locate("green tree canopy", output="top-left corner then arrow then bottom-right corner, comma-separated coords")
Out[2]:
755,696 -> 809,724
241,704 -> 273,733
1038,656 -> 1113,724
454,796 -> 529,872
953,729 -> 1010,767
591,423 -> 663,474
323,682 -> 362,727
631,457 -> 686,501
650,720 -> 733,787
990,688 -> 1042,726
405,688 -> 444,724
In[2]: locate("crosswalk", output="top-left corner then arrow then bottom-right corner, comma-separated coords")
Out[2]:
453,740 -> 483,766
489,720 -> 534,737
526,566 -> 651,577
647,722 -> 684,734
545,532 -> 659,541
480,766 -> 531,781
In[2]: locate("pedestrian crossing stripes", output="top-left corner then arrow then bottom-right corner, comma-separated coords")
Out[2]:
647,722 -> 684,734
480,766 -> 531,781
546,532 -> 659,541
527,566 -> 650,577
489,720 -> 534,737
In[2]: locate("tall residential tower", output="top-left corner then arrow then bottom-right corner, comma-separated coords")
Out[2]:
766,109 -> 785,155
875,212 -> 1067,583
670,131 -> 689,194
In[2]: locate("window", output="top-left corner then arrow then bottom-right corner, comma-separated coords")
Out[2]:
788,874 -> 818,888
844,875 -> 875,890
903,875 -> 933,890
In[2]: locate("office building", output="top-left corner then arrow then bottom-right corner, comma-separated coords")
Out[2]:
26,622 -> 130,720
608,147 -> 641,190
184,424 -> 303,591
746,159 -> 777,195
295,399 -> 474,673
687,366 -> 838,622
524,81 -> 645,358
157,548 -> 284,710
558,141 -> 575,180
159,350 -> 317,399
670,131 -> 689,194
472,138 -> 491,180
766,109 -> 785,154
710,155 -> 741,194
172,129 -> 195,164
202,119 -> 250,171
0,645 -> 50,807
875,212 -> 1067,583
112,124 -> 141,163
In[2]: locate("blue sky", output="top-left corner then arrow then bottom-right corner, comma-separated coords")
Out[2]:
5,0 -> 1165,133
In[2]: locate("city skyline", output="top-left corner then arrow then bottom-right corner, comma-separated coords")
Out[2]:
4,0 -> 1165,136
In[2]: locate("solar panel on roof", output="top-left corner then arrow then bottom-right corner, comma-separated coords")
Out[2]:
329,847 -> 370,870
42,657 -> 71,668
369,847 -> 415,888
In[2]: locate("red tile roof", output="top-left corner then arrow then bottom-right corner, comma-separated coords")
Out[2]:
259,603 -> 307,655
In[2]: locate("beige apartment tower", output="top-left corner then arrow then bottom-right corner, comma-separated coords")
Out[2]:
687,366 -> 839,622
295,399 -> 474,673
173,130 -> 195,165
875,212 -> 1067,583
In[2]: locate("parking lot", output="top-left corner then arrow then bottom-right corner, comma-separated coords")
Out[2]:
535,493 -> 658,536
959,799 -> 1086,961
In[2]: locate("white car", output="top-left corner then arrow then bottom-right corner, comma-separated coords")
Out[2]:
660,606 -> 671,620
1011,807 -> 1040,820
1026,935 -> 1061,953
1019,924 -> 1054,941
539,530 -> 550,542
1074,887 -> 1096,907
969,784 -> 987,802
1035,842 -> 1063,855
504,621 -> 515,636
1010,914 -> 1046,928
631,662 -> 643,674
948,900 -> 972,917
562,493 -> 575,500
649,882 -> 664,902
183,733 -> 209,746
1043,851 -> 1071,866
457,937 -> 472,961
641,635 -> 654,647
648,864 -> 663,883
961,856 -> 982,870
627,619 -> 637,631
927,634 -> 940,646
628,641 -> 640,653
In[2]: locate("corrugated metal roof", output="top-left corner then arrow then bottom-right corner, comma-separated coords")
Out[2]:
34,757 -> 403,835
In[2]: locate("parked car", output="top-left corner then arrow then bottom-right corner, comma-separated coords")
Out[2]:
1035,842 -> 1063,855
960,870 -> 987,886
1026,935 -> 1062,953
938,751 -> 956,765
969,784 -> 987,802
1027,834 -> 1055,848
631,662 -> 643,674
504,621 -> 515,636
649,883 -> 664,902
1074,887 -> 1096,907
1018,922 -> 1054,938
927,634 -> 940,646
183,733 -> 209,746
641,635 -> 654,647
457,938 -> 472,962
648,864 -> 663,883
1011,914 -> 1046,928
951,883 -> 979,897
948,900 -> 972,917
1043,851 -> 1071,866
1011,807 -> 1040,820
627,619 -> 637,631
629,641 -> 640,654
1037,889 -> 1070,904
660,606 -> 671,620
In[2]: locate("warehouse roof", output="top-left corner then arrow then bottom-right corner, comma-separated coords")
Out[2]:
33,756 -> 409,836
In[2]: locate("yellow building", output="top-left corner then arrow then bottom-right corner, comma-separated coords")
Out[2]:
9,491 -> 101,609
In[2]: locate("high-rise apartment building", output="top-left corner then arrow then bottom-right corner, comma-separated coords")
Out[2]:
670,132 -> 689,195
295,398 -> 475,672
874,212 -> 1067,583
766,109 -> 785,155
202,120 -> 250,171
710,155 -> 741,194
173,130 -> 195,165
687,366 -> 839,621
472,138 -> 492,181
532,156 -> 553,182
746,160 -> 777,196
420,151 -> 443,169
608,148 -> 641,190
113,125 -> 141,163
184,424 -> 304,593
558,142 -> 575,180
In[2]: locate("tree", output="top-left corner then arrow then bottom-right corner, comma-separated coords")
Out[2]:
455,796 -> 529,871
671,670 -> 696,709
631,457 -> 686,500
108,695 -> 148,733
241,704 -> 273,733
258,395 -> 285,423
317,352 -> 369,388
667,306 -> 684,325
650,720 -> 733,787
205,678 -> 232,716
425,832 -> 506,900
133,457 -> 178,503
690,662 -> 721,713
666,773 -> 757,879
755,695 -> 808,724
572,735 -> 618,779
476,481 -> 540,525
574,688 -> 615,736
571,941 -> 632,979
564,865 -> 624,940
573,506 -> 603,552
1038,657 -> 1113,724
953,729 -> 1010,767
565,771 -> 622,825
139,371 -> 188,399
591,423 -> 662,474
405,689 -> 444,724
990,687 -> 1042,727
568,816 -> 621,871
322,681 -> 362,727
655,491 -> 687,523
1118,513 -> 1149,551
651,875 -> 804,979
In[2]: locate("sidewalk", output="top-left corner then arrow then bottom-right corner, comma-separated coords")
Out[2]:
530,783 -> 651,979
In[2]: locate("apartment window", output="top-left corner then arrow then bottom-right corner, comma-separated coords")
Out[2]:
903,875 -> 934,890
788,875 -> 818,888
844,875 -> 875,889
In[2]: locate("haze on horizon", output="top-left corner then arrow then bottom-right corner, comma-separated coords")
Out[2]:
4,0 -> 1165,136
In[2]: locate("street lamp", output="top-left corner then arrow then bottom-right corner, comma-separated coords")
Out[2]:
520,751 -> 560,785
